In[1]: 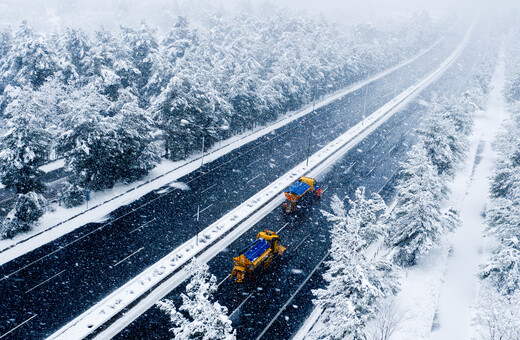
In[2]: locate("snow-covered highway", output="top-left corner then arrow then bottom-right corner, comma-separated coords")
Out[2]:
48,16 -> 476,340
0,15 -> 481,340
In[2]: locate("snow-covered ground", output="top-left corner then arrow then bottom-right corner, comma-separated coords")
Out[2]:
388,47 -> 507,340
39,158 -> 66,173
0,35 -> 445,266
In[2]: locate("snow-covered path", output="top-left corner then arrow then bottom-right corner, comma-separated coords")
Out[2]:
430,49 -> 508,340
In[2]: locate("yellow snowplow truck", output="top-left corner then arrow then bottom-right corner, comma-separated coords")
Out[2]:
230,230 -> 286,283
282,176 -> 322,214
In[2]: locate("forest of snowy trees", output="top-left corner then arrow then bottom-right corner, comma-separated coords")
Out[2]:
474,28 -> 520,339
311,35 -> 498,339
0,9 -> 444,239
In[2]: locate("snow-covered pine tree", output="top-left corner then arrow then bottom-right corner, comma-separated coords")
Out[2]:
157,260 -> 235,340
120,22 -> 159,107
58,84 -> 113,195
110,92 -> 159,182
0,29 -> 12,93
162,16 -> 194,62
151,58 -> 230,160
479,238 -> 520,295
448,92 -> 476,136
1,192 -> 46,239
388,144 -> 447,266
416,95 -> 466,177
479,100 -> 520,294
144,16 -> 197,106
481,158 -> 520,294
0,92 -> 51,238
0,91 -> 50,194
55,28 -> 93,85
88,28 -> 123,101
312,194 -> 397,339
0,21 -> 56,90
347,187 -> 387,245
489,120 -> 520,199
58,85 -> 158,203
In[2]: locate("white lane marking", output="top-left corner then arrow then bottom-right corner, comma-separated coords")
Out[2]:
217,275 -> 229,288
345,161 -> 357,172
366,166 -> 376,176
255,252 -> 329,340
276,222 -> 290,234
25,270 -> 66,294
229,291 -> 255,319
0,196 -> 15,204
0,314 -> 38,339
192,204 -> 214,218
129,219 -> 156,234
246,174 -> 261,184
376,166 -> 401,194
113,247 -> 144,267
201,184 -> 217,194
247,158 -> 262,167
293,234 -> 310,253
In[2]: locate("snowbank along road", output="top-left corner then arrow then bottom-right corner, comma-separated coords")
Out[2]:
47,16 -> 476,340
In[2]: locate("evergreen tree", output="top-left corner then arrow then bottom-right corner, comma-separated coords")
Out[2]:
388,145 -> 447,266
482,171 -> 520,294
162,16 -> 195,61
0,92 -> 51,194
0,192 -> 46,239
312,194 -> 397,339
111,93 -> 160,182
120,22 -> 159,106
152,62 -> 230,160
59,85 -> 158,195
0,28 -> 13,95
157,260 -> 235,340
55,27 -> 93,85
0,91 -> 51,238
416,96 -> 466,177
0,22 -> 56,90
480,238 -> 520,295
